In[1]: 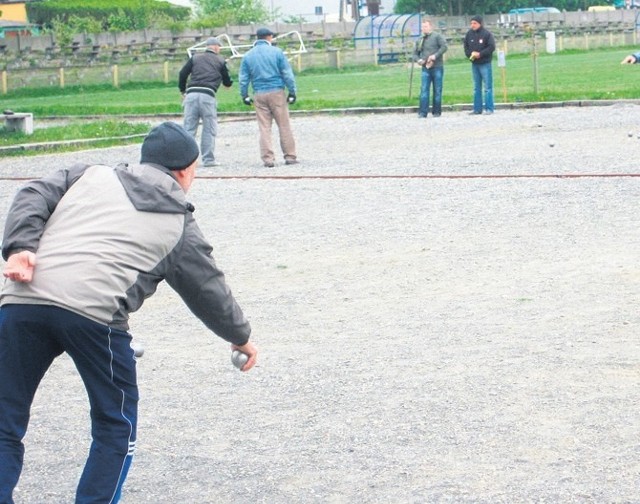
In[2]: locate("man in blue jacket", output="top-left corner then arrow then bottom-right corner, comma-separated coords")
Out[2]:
0,122 -> 257,503
239,27 -> 298,167
463,15 -> 496,115
621,51 -> 640,63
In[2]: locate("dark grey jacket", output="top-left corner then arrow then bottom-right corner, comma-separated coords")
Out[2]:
1,162 -> 251,344
413,32 -> 448,68
179,49 -> 233,96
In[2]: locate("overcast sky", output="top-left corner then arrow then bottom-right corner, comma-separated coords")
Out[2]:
166,0 -> 397,22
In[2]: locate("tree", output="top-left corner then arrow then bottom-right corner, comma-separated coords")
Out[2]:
394,0 -> 457,15
394,0 -> 601,15
27,0 -> 190,29
192,0 -> 269,25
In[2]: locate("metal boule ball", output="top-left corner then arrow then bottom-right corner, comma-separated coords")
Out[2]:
131,341 -> 144,358
231,350 -> 249,369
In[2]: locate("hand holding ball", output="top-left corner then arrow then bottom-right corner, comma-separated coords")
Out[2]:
231,350 -> 249,370
230,342 -> 257,372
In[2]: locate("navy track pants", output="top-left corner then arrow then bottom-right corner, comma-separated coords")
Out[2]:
0,304 -> 138,504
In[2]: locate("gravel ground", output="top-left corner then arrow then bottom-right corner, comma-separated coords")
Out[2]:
1,104 -> 639,503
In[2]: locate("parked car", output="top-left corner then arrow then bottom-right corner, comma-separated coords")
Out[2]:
614,0 -> 640,7
508,7 -> 561,13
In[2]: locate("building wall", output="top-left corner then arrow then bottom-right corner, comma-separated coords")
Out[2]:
269,0 -> 396,22
164,0 -> 397,22
0,2 -> 28,23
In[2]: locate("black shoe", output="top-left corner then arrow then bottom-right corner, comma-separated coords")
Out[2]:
285,159 -> 299,165
263,161 -> 275,167
469,111 -> 482,115
418,114 -> 427,118
432,113 -> 441,117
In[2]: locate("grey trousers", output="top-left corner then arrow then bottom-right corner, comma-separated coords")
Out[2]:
183,92 -> 217,165
254,90 -> 296,164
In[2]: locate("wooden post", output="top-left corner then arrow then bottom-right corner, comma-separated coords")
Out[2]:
164,61 -> 169,84
499,43 -> 507,103
1,70 -> 7,95
532,35 -> 539,95
112,64 -> 119,88
59,67 -> 65,88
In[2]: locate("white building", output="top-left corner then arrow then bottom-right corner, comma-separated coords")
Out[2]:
165,0 -> 397,22
266,0 -> 397,21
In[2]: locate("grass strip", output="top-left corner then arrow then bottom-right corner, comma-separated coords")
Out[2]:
0,120 -> 150,156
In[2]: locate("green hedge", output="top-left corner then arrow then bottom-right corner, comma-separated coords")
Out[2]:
27,0 -> 191,27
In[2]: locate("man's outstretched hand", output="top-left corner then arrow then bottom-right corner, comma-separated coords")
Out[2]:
3,250 -> 36,283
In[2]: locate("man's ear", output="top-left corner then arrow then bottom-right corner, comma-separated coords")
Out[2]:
173,168 -> 189,184
172,159 -> 197,191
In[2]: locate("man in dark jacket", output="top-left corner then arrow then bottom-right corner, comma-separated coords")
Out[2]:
0,122 -> 257,503
179,37 -> 233,167
463,15 -> 496,114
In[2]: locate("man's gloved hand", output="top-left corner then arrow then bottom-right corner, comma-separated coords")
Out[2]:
242,96 -> 253,106
287,93 -> 296,105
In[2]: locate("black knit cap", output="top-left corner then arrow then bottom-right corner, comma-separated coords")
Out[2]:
471,15 -> 483,24
140,122 -> 199,170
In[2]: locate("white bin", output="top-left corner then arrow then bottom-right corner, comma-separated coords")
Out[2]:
545,31 -> 556,54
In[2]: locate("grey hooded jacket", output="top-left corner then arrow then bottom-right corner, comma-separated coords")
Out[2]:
1,162 -> 251,345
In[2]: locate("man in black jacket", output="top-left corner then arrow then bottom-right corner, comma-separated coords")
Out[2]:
463,15 -> 496,115
179,37 -> 233,167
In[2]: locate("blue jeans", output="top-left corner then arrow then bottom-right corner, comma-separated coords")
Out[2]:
471,62 -> 494,113
0,305 -> 138,504
183,92 -> 217,164
419,66 -> 444,117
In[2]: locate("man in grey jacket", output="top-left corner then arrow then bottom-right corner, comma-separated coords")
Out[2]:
413,19 -> 448,118
0,122 -> 257,504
